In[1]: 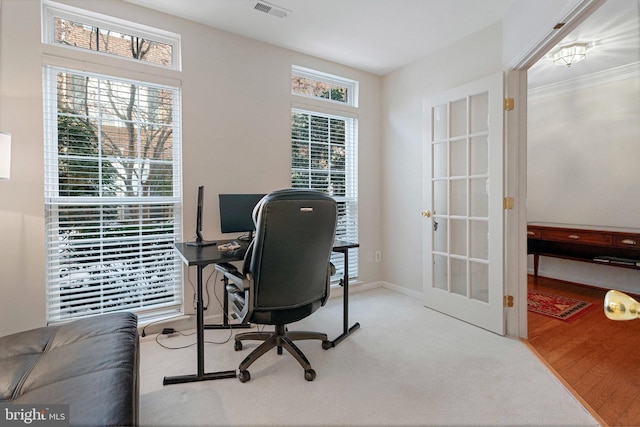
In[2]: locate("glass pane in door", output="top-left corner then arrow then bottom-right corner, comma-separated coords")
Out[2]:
432,104 -> 448,141
433,142 -> 447,178
451,258 -> 467,296
433,179 -> 447,215
470,92 -> 489,133
470,136 -> 488,175
470,262 -> 489,302
450,179 -> 467,216
433,254 -> 448,291
470,220 -> 488,260
450,139 -> 467,176
433,218 -> 447,252
450,219 -> 467,256
470,178 -> 488,217
450,99 -> 467,137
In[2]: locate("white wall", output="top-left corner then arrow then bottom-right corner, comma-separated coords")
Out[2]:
381,23 -> 505,294
0,0 -> 47,338
0,0 -> 382,336
379,0 -> 585,298
527,69 -> 640,292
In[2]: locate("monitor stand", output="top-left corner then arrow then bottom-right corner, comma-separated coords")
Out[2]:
186,232 -> 216,247
186,240 -> 217,247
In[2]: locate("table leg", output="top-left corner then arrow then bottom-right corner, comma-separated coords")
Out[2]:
163,265 -> 236,385
326,248 -> 360,348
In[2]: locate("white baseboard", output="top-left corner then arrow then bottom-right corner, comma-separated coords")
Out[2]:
140,281 -> 424,340
380,281 -> 423,300
330,280 -> 422,300
328,280 -> 383,298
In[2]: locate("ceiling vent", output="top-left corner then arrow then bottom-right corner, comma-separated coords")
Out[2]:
251,1 -> 291,18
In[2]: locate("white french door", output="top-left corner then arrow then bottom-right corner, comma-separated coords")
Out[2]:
422,73 -> 505,335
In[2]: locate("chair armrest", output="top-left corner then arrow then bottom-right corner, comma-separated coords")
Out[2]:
321,262 -> 335,306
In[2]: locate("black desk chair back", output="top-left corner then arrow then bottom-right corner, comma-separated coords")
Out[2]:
216,189 -> 337,382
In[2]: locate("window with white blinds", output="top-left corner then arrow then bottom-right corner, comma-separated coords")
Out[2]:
43,65 -> 183,323
291,108 -> 359,280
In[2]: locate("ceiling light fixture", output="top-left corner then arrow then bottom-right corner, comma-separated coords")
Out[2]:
251,1 -> 291,19
551,42 -> 590,67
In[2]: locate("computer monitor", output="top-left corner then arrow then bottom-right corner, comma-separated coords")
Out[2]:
186,186 -> 216,247
219,193 -> 266,241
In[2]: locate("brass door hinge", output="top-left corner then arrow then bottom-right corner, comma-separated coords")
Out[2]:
504,98 -> 514,111
504,295 -> 514,308
503,197 -> 514,210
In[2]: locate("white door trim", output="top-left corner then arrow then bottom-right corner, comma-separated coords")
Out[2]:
504,0 -> 606,338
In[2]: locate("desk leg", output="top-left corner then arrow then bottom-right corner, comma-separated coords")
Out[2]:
533,254 -> 539,277
326,248 -> 360,348
163,265 -> 236,385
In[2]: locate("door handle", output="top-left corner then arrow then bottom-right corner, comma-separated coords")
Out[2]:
422,210 -> 431,218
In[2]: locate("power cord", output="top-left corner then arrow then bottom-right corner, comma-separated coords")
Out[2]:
141,317 -> 173,337
154,267 -> 235,349
154,329 -> 194,350
153,321 -> 236,349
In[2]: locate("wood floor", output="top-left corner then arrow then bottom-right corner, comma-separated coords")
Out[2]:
526,275 -> 640,426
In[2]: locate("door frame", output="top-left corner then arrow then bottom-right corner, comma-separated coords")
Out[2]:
504,0 -> 606,338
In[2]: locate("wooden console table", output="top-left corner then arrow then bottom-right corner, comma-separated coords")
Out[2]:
527,222 -> 640,276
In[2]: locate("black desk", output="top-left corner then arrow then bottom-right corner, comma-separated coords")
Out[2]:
163,239 -> 359,385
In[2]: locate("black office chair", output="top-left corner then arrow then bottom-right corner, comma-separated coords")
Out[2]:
215,189 -> 337,382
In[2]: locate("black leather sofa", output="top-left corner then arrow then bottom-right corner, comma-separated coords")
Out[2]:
0,312 -> 139,426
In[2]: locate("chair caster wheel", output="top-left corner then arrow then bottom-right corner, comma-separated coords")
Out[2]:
304,369 -> 316,381
238,370 -> 250,383
234,341 -> 242,351
322,340 -> 333,350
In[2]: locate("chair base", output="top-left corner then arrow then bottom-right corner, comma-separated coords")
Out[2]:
235,324 -> 329,382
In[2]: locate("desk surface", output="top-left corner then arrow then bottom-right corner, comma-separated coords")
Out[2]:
175,239 -> 359,266
528,222 -> 640,234
333,239 -> 360,250
174,239 -> 246,266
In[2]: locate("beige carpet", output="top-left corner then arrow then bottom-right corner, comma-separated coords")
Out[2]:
139,287 -> 598,426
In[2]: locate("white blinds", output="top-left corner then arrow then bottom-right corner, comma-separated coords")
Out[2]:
291,108 -> 359,279
43,66 -> 183,323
